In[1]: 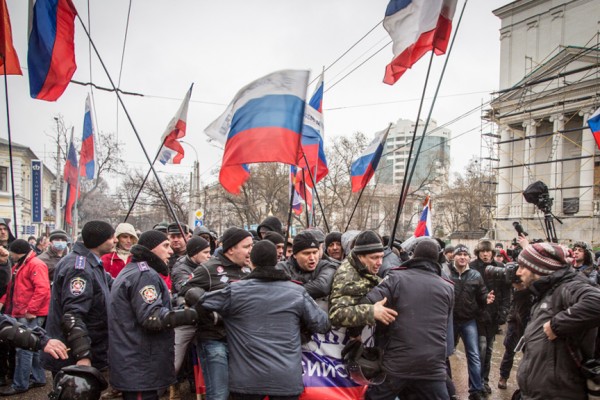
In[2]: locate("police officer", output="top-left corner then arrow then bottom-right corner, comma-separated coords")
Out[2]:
108,230 -> 197,400
42,220 -> 116,375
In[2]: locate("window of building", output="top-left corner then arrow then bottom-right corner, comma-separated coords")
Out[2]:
0,166 -> 8,192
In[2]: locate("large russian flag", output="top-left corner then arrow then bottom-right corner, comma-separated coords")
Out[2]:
413,195 -> 432,237
0,0 -> 22,75
383,0 -> 457,85
63,129 -> 78,225
159,84 -> 193,165
28,0 -> 77,101
79,94 -> 97,180
205,70 -> 308,194
588,107 -> 600,150
350,128 -> 389,193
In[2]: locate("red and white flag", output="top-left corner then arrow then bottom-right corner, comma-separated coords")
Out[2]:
159,84 -> 193,164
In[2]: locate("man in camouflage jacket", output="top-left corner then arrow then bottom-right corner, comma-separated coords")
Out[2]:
328,231 -> 397,337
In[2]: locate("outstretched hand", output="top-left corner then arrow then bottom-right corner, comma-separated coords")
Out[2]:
373,297 -> 398,325
44,339 -> 68,360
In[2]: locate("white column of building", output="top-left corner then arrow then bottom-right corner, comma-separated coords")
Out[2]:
521,120 -> 536,217
497,126 -> 511,218
549,114 -> 564,213
578,110 -> 595,216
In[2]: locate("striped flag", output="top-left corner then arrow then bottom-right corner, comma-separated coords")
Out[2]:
79,94 -> 97,180
63,129 -> 78,225
588,107 -> 600,150
0,0 -> 22,75
159,84 -> 193,165
413,195 -> 432,237
350,128 -> 389,192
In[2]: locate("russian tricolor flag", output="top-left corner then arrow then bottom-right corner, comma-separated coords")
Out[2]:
205,70 -> 308,194
159,84 -> 193,165
27,0 -> 77,101
79,94 -> 97,180
383,0 -> 457,85
588,107 -> 600,150
413,195 -> 432,237
350,128 -> 389,193
63,129 -> 78,225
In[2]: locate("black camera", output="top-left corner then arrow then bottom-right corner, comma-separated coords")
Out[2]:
513,221 -> 528,237
484,262 -> 521,285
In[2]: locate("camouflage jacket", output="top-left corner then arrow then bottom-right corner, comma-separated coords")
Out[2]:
328,253 -> 381,328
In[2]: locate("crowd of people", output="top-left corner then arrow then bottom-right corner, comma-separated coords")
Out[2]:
0,214 -> 600,400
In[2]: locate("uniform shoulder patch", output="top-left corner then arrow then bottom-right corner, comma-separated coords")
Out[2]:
137,261 -> 150,272
139,285 -> 158,304
70,277 -> 87,296
75,256 -> 86,270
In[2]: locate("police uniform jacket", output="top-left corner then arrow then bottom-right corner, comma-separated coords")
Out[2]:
179,252 -> 250,342
108,245 -> 175,392
366,258 -> 454,381
42,242 -> 112,372
200,264 -> 330,396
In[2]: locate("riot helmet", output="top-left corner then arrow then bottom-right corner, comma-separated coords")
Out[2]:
341,339 -> 386,385
48,365 -> 108,400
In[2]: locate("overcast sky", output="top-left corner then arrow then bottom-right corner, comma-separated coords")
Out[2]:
2,0 -> 509,187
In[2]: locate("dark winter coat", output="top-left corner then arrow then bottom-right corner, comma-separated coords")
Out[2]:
518,268 -> 600,400
199,265 -> 330,396
108,245 -> 175,392
179,253 -> 251,342
278,257 -> 337,300
449,264 -> 488,323
37,246 -> 66,282
470,258 -> 511,325
42,242 -> 112,372
170,255 -> 198,295
366,258 -> 454,380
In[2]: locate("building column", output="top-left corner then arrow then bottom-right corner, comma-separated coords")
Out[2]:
549,114 -> 564,214
521,120 -> 537,217
497,126 -> 511,218
578,110 -> 595,216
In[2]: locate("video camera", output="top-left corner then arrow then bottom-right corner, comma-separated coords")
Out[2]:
485,261 -> 521,285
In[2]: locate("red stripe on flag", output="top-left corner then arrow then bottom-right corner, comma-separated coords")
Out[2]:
222,127 -> 301,167
0,0 -> 22,75
594,131 -> 600,151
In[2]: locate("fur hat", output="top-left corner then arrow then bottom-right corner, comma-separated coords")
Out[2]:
474,239 -> 494,256
353,231 -> 384,255
518,242 -> 568,276
250,240 -> 278,268
138,230 -> 169,251
82,221 -> 115,249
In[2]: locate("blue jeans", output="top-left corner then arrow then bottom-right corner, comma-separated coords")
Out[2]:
198,340 -> 228,400
454,319 -> 483,394
13,317 -> 46,391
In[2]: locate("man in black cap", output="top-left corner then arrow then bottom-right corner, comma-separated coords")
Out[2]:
179,227 -> 253,400
192,240 -> 329,400
261,231 -> 285,261
278,231 -> 337,300
38,229 -> 69,282
108,230 -> 197,400
42,220 -> 116,377
364,237 -> 454,400
325,231 -> 344,261
167,223 -> 190,271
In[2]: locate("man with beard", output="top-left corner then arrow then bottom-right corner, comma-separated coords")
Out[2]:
42,221 -> 116,376
108,230 -> 197,400
572,241 -> 597,285
101,223 -> 138,278
470,239 -> 510,395
179,227 -> 253,400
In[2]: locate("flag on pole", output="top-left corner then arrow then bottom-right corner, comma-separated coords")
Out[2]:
28,0 -> 77,101
588,107 -> 600,150
383,0 -> 457,85
298,74 -> 328,187
159,84 -> 193,164
79,94 -> 97,180
290,166 -> 303,215
0,0 -> 22,75
413,195 -> 432,237
63,129 -> 78,225
350,128 -> 389,193
205,70 -> 308,194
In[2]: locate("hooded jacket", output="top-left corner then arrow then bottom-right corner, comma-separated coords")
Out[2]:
1,251 -> 50,318
200,264 -> 330,396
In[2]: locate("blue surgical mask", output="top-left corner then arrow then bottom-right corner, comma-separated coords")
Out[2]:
52,241 -> 68,251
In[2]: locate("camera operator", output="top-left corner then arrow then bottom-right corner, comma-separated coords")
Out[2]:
470,239 -> 511,395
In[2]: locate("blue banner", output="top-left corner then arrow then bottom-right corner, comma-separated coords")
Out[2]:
31,160 -> 43,223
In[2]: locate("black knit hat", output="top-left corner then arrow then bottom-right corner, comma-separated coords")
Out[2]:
186,236 -> 210,257
257,216 -> 283,236
221,227 -> 252,252
82,221 -> 115,249
250,240 -> 278,268
138,230 -> 169,250
412,238 -> 441,262
325,231 -> 342,248
49,229 -> 69,242
262,231 -> 285,245
9,239 -> 31,255
292,231 -> 320,254
167,223 -> 190,235
453,244 -> 470,256
353,231 -> 383,255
